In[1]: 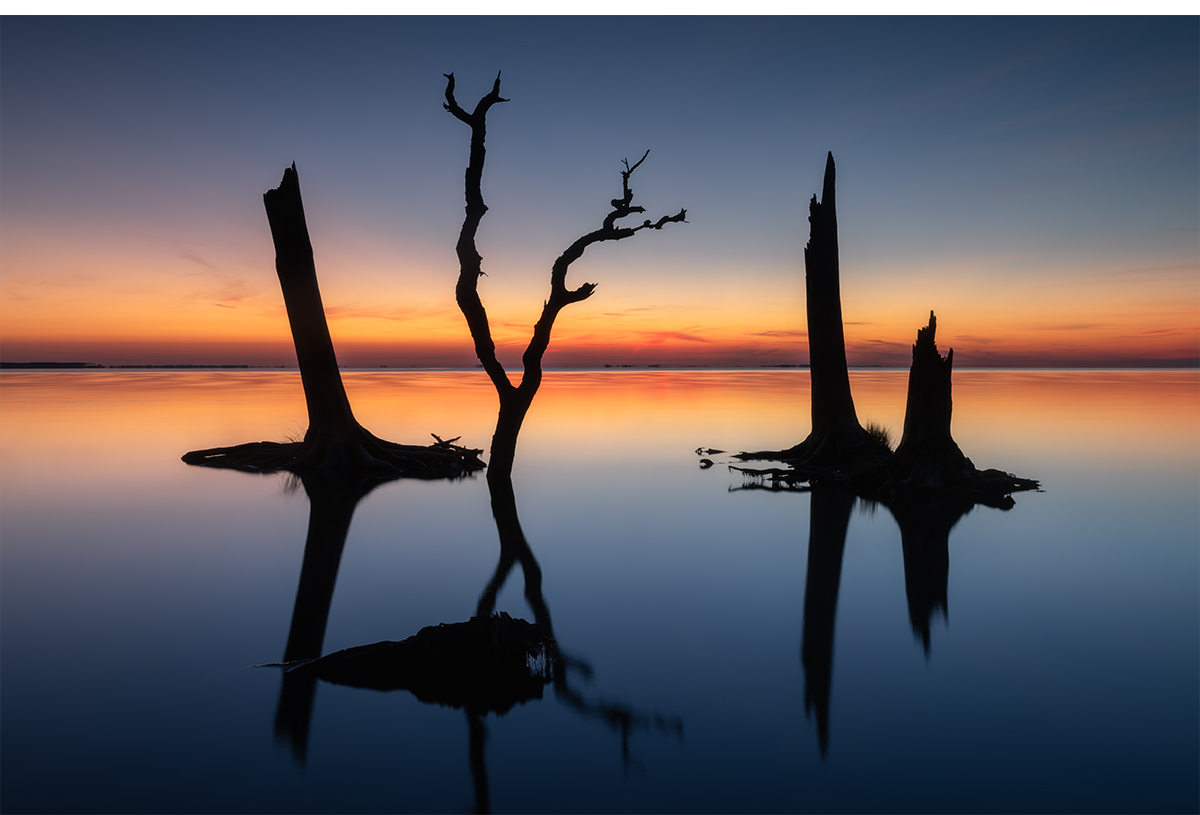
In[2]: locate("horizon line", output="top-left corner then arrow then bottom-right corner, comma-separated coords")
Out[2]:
3,361 -> 1198,371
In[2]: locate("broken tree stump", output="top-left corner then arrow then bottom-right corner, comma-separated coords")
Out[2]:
737,153 -> 887,470
879,312 -> 1038,507
182,164 -> 483,479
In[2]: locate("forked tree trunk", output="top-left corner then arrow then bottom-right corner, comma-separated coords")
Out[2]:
476,468 -> 551,630
443,73 -> 684,480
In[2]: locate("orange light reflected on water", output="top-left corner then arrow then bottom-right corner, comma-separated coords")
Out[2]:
2,370 -> 1195,483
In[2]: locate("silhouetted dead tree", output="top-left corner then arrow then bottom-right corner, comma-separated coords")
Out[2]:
444,73 -> 686,478
879,312 -> 1038,506
732,153 -> 1035,506
182,164 -> 483,478
738,153 -> 885,472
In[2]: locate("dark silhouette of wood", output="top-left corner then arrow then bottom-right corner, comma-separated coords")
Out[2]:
798,154 -> 873,464
467,710 -> 490,814
800,487 -> 855,758
879,312 -> 1038,506
739,153 -> 884,471
474,469 -> 683,770
266,166 -> 357,442
182,164 -> 483,479
732,154 -> 1035,507
290,469 -> 682,733
296,612 -> 554,713
272,469 -> 380,764
274,467 -> 682,809
733,478 -> 978,751
444,73 -> 685,477
887,498 -> 971,655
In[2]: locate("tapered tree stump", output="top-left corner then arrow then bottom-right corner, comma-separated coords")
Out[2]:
731,154 -> 1036,507
737,154 -> 888,472
182,164 -> 483,479
879,313 -> 1037,507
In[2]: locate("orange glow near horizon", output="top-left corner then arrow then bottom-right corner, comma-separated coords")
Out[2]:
2,237 -> 1197,367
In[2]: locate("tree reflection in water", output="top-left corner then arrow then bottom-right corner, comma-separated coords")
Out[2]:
272,469 -> 383,764
800,487 -> 855,758
266,467 -> 681,812
736,477 -> 994,757
887,498 -> 973,656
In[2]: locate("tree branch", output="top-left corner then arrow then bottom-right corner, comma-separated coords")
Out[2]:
445,74 -> 687,469
445,72 -> 512,396
520,154 -> 686,387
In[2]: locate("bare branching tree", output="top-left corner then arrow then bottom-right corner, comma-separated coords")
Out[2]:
444,72 -> 686,477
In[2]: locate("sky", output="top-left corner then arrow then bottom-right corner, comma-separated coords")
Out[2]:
1,15 -> 1197,368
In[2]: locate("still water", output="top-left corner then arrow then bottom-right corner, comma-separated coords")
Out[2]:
1,369 -> 1197,813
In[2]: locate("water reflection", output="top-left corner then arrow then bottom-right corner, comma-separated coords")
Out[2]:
477,471 -> 683,771
888,499 -> 973,654
752,482 -> 984,757
268,467 -> 681,811
799,488 -> 854,757
272,469 -> 385,762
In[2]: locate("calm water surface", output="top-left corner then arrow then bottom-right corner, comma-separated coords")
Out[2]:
1,369 -> 1197,813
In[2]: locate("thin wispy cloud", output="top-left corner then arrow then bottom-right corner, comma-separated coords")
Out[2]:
749,329 -> 807,338
1035,323 -> 1108,331
323,302 -> 458,323
179,249 -> 215,269
637,329 -> 712,344
182,272 -> 258,307
953,334 -> 1001,345
602,307 -> 654,317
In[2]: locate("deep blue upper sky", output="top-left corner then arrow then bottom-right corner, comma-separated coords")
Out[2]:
2,16 -> 1197,366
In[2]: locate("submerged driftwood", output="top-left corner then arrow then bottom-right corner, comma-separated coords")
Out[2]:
182,165 -> 483,478
733,154 -> 1037,507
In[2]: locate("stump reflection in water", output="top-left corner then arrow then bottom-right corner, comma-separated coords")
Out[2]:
793,487 -> 976,756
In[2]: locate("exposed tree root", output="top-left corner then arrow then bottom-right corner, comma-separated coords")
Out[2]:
721,155 -> 1038,511
729,457 -> 1037,508
182,429 -> 484,479
727,313 -> 1038,508
182,164 -> 486,482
